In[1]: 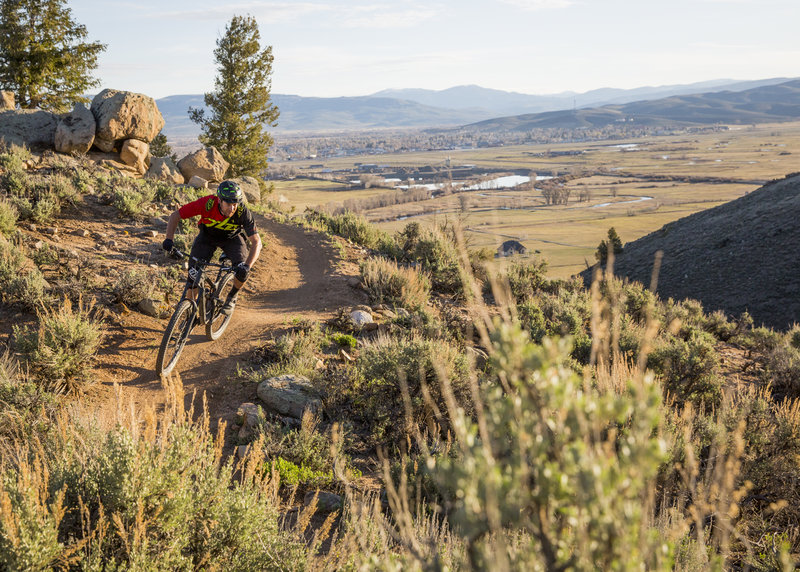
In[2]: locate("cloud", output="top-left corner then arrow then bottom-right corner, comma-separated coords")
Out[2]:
496,0 -> 576,10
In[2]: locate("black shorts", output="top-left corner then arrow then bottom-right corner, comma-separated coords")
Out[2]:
187,230 -> 248,282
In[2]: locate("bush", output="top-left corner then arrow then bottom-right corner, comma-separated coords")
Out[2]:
13,297 -> 104,394
506,258 -> 549,302
113,267 -> 155,306
0,412 -> 307,570
429,325 -> 670,570
0,197 -> 18,235
397,222 -> 463,294
647,330 -> 721,404
0,235 -> 48,310
355,335 -> 471,444
360,256 -> 431,313
306,209 -> 393,250
111,178 -> 157,218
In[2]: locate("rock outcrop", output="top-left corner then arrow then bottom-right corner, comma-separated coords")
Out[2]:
177,147 -> 229,183
256,374 -> 322,419
146,157 -> 184,184
54,103 -> 96,154
0,109 -> 58,149
232,176 -> 261,204
90,89 -> 164,152
120,139 -> 150,174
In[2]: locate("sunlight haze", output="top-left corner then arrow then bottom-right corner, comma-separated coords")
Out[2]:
69,0 -> 799,98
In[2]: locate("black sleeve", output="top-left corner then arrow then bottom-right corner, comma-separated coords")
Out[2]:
241,208 -> 257,236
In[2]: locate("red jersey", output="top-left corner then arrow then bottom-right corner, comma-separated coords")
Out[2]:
178,195 -> 257,240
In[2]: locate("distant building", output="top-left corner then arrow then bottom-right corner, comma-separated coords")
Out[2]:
496,240 -> 527,258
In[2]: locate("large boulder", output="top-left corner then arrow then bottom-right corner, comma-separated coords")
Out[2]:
120,139 -> 150,174
0,91 -> 14,110
90,89 -> 164,152
256,374 -> 322,419
231,176 -> 261,204
54,103 -> 96,154
146,157 -> 184,184
0,109 -> 58,149
177,147 -> 229,183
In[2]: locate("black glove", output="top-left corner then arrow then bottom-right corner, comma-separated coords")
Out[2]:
235,263 -> 250,282
162,238 -> 174,252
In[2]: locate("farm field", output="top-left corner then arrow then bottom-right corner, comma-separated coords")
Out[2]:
272,122 -> 800,277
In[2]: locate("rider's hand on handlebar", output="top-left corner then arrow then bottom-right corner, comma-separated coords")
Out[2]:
162,238 -> 174,251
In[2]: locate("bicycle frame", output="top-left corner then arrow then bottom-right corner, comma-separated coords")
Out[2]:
176,252 -> 234,326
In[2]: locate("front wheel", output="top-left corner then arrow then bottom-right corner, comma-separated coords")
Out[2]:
205,272 -> 235,341
156,299 -> 196,376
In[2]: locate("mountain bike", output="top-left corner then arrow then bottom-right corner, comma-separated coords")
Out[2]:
155,249 -> 237,376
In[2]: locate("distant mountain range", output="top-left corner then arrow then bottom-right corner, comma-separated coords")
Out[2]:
157,77 -> 797,137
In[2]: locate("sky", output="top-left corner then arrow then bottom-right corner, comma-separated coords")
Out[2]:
68,0 -> 799,100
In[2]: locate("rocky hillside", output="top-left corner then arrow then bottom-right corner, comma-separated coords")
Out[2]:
597,173 -> 800,330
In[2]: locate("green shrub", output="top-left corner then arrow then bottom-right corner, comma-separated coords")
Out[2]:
0,415 -> 308,570
0,235 -> 48,309
329,332 -> 357,348
0,197 -> 17,235
396,222 -> 463,294
0,145 -> 31,196
430,325 -> 670,570
306,209 -> 393,250
506,258 -> 549,302
113,267 -> 155,305
356,335 -> 471,444
647,330 -> 721,404
270,457 -> 335,488
13,298 -> 104,394
360,256 -> 431,312
112,179 -> 157,218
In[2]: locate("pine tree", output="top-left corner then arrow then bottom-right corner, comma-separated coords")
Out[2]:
0,0 -> 106,112
189,15 -> 279,179
595,227 -> 623,264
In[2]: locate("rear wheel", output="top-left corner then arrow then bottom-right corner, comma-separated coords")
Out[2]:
205,272 -> 235,341
156,299 -> 195,376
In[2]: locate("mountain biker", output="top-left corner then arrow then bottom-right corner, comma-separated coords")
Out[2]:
161,180 -> 262,316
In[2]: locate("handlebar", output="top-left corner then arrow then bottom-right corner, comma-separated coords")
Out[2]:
169,248 -> 232,269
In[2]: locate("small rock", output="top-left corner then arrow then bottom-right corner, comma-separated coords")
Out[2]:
396,308 -> 411,318
363,322 -> 379,332
27,223 -> 37,232
138,298 -> 167,318
256,374 -> 323,420
380,309 -> 397,319
32,240 -> 44,250
347,277 -> 362,289
149,216 -> 168,228
106,240 -> 119,249
139,230 -> 158,238
315,359 -> 325,370
236,403 -> 265,429
188,175 -> 208,189
73,229 -> 90,237
43,227 -> 58,235
339,349 -> 354,363
354,304 -> 372,313
372,304 -> 388,311
350,310 -> 373,327
236,445 -> 250,460
303,491 -> 343,513
94,231 -> 108,239
238,425 -> 254,443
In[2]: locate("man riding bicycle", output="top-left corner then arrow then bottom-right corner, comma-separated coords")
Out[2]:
161,180 -> 262,316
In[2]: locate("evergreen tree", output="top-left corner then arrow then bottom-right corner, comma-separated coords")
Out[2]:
0,0 -> 106,112
189,15 -> 279,179
149,131 -> 177,162
595,227 -> 624,264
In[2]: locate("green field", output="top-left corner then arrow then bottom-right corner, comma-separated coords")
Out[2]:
273,122 -> 800,277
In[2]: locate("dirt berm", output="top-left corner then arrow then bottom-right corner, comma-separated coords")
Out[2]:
583,173 -> 800,330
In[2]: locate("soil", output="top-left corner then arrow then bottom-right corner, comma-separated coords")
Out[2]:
4,192 -> 370,454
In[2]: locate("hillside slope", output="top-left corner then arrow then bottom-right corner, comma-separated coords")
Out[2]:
598,173 -> 800,330
466,79 -> 800,132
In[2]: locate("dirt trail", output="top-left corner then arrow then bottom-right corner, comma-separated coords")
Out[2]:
95,215 -> 367,444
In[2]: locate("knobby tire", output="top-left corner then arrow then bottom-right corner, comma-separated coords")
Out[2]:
205,272 -> 235,341
156,299 -> 195,376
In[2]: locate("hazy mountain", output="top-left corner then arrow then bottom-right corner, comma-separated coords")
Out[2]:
463,79 -> 800,132
156,77 -> 798,137
372,78 -> 793,115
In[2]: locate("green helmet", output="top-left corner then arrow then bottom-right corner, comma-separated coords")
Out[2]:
217,180 -> 242,203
